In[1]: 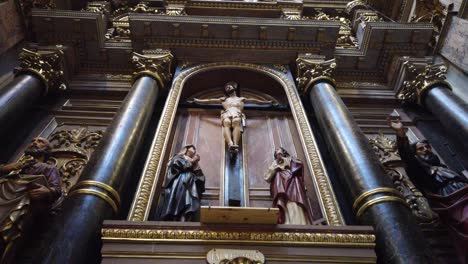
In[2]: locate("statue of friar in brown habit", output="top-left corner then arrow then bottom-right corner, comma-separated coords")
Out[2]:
0,137 -> 63,258
190,82 -> 277,153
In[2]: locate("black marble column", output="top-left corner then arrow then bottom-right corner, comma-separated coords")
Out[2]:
40,76 -> 161,264
0,74 -> 45,129
423,85 -> 468,149
308,81 -> 433,263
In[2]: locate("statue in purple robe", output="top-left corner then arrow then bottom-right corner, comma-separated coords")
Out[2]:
0,137 -> 63,258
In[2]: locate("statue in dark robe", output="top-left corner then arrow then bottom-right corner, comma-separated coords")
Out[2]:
160,145 -> 205,222
264,147 -> 310,225
0,137 -> 63,260
388,117 -> 468,263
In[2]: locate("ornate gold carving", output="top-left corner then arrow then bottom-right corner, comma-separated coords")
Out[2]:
17,48 -> 66,94
85,1 -> 110,14
345,0 -> 368,15
128,62 -> 344,225
48,127 -> 104,192
369,133 -> 439,224
207,249 -> 264,264
397,61 -> 449,105
281,8 -> 303,20
296,55 -> 337,95
358,12 -> 383,23
130,3 -> 161,14
166,4 -> 187,16
410,0 -> 446,49
131,50 -> 174,88
102,228 -> 375,245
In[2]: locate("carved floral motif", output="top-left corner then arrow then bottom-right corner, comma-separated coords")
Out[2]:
17,48 -> 67,93
369,132 -> 438,224
132,50 -> 174,87
48,127 -> 104,192
296,55 -> 336,94
397,61 -> 449,105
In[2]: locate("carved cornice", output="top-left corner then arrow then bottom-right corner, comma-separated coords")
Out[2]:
296,54 -> 336,95
131,50 -> 174,88
397,60 -> 450,105
16,48 -> 67,94
102,228 -> 375,246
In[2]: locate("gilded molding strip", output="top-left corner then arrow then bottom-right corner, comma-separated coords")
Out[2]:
127,62 -> 344,225
101,253 -> 375,263
101,228 -> 375,246
70,180 -> 121,205
69,188 -> 119,213
352,187 -> 402,210
356,196 -> 409,219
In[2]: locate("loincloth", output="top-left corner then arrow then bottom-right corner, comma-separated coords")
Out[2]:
221,108 -> 246,132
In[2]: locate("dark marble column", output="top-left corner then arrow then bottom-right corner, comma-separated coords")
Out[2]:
39,51 -> 173,264
423,85 -> 468,149
0,49 -> 65,136
296,56 -> 433,263
0,74 -> 44,126
397,62 -> 468,150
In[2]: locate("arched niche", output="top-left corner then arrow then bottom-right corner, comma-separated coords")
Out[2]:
129,63 -> 344,226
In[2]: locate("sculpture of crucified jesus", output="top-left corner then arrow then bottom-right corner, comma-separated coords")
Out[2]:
190,82 -> 277,153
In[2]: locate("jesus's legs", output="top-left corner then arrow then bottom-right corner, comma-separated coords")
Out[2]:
232,117 -> 242,149
222,118 -> 234,148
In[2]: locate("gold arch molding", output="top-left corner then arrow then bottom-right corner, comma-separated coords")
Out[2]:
128,62 -> 344,226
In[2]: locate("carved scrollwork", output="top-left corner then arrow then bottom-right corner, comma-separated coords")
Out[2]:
345,0 -> 368,15
85,1 -> 110,14
207,249 -> 265,264
369,132 -> 438,224
132,50 -> 174,88
296,55 -> 336,94
281,8 -> 304,20
165,4 -> 187,16
358,11 -> 383,23
397,61 -> 449,105
48,127 -> 104,193
17,48 -> 67,93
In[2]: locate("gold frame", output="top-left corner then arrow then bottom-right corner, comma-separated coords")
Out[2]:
128,62 -> 344,225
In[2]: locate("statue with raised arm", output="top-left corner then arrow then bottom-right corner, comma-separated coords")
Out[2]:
190,82 -> 276,153
387,117 -> 468,262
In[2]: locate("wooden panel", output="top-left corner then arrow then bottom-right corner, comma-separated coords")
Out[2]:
194,111 -> 223,206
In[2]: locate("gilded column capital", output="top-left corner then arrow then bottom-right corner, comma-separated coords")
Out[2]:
397,61 -> 451,105
296,54 -> 337,95
85,1 -> 110,14
281,8 -> 304,20
345,0 -> 368,15
16,48 -> 67,94
131,50 -> 174,89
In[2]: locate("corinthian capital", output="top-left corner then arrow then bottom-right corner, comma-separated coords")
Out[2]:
296,54 -> 337,94
132,50 -> 174,89
397,61 -> 450,105
17,48 -> 67,94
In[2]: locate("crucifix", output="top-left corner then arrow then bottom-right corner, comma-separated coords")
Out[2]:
189,82 -> 276,206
